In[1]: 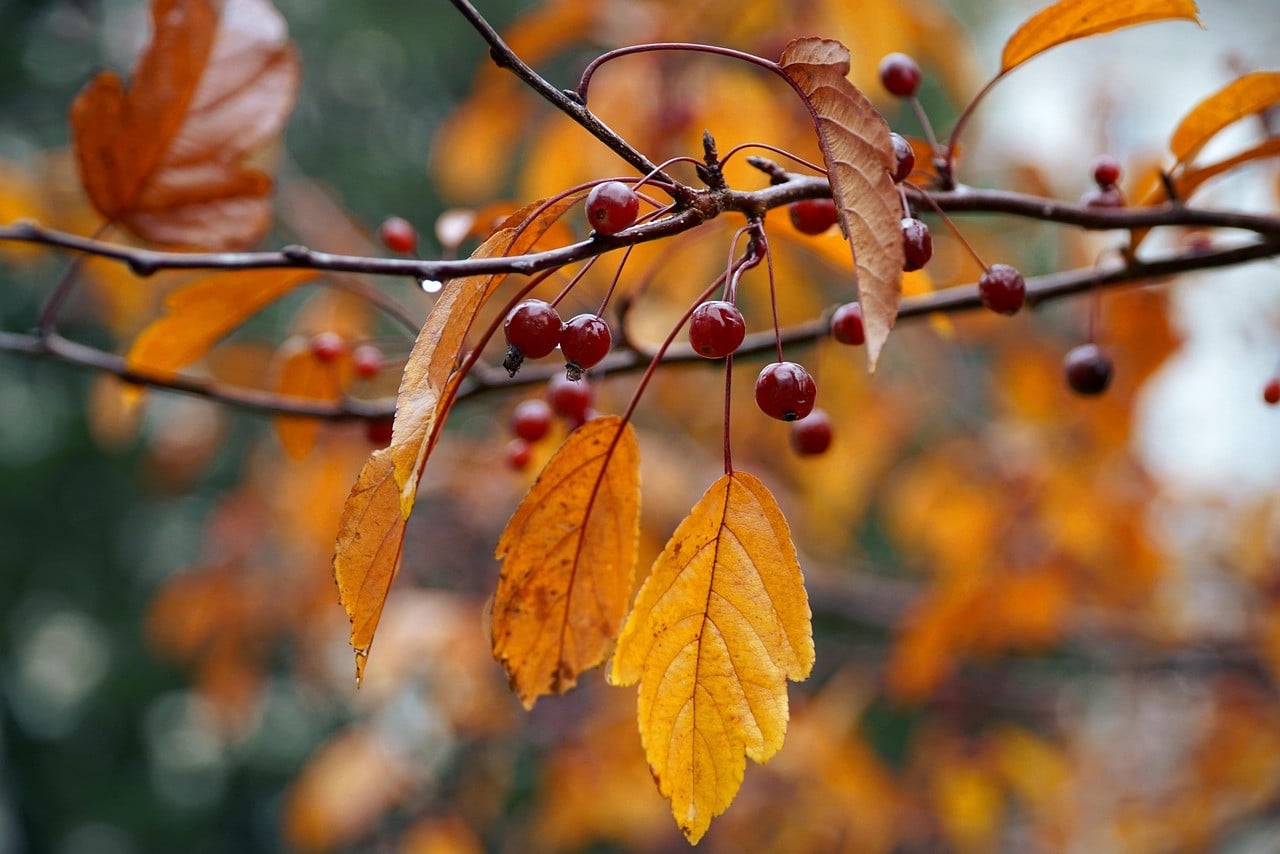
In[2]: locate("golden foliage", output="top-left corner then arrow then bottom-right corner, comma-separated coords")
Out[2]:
1000,0 -> 1202,74
612,472 -> 814,843
1169,71 -> 1280,165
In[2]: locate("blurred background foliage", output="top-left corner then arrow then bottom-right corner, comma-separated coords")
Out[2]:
2,0 -> 1280,852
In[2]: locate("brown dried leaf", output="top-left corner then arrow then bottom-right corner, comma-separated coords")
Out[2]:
492,417 -> 641,708
1170,71 -> 1280,166
779,38 -> 903,368
1001,0 -> 1201,74
70,0 -> 299,249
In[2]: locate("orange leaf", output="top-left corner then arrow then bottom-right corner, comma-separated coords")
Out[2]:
1169,71 -> 1280,166
126,269 -> 318,378
69,0 -> 299,249
492,416 -> 641,708
610,472 -> 814,844
1000,0 -> 1201,74
332,451 -> 405,684
779,38 -> 903,369
272,337 -> 345,459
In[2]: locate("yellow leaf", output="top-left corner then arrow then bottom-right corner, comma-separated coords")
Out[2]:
1169,71 -> 1280,165
272,336 -> 345,459
611,472 -> 814,844
390,194 -> 584,517
332,450 -> 405,684
1000,0 -> 1201,75
779,38 -> 904,369
492,416 -> 641,708
127,269 -> 318,378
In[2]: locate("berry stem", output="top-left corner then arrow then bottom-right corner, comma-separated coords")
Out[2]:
37,221 -> 110,334
757,222 -> 783,364
594,244 -> 636,317
722,354 -> 735,476
717,142 -> 828,177
942,75 -> 1003,188
908,184 -> 990,271
577,43 -> 783,104
908,96 -> 943,160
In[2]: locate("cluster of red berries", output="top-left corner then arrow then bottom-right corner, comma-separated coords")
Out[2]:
308,334 -> 397,445
1082,155 -> 1125,209
503,299 -> 614,379
505,374 -> 598,469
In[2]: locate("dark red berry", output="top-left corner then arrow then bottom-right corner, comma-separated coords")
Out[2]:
901,217 -> 932,272
689,300 -> 746,358
830,302 -> 865,346
1092,155 -> 1122,188
365,417 -> 394,446
511,398 -> 553,442
506,438 -> 532,470
504,299 -> 563,359
790,409 -> 833,456
755,361 -> 817,422
788,198 -> 839,235
352,344 -> 383,379
890,132 -> 915,183
310,332 -> 345,363
379,216 -> 417,254
1081,186 -> 1125,208
879,52 -> 922,98
1064,343 -> 1114,396
1264,378 -> 1280,405
585,181 -> 640,235
547,373 -> 594,421
561,314 -> 612,375
978,264 -> 1026,316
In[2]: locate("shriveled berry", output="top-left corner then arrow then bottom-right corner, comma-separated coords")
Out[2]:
547,373 -> 594,421
1092,155 -> 1122,188
352,344 -> 383,379
1081,186 -> 1125,208
1064,343 -> 1114,396
879,52 -> 922,98
788,197 -> 839,235
901,217 -> 932,272
310,332 -> 346,363
511,398 -> 553,442
830,302 -> 865,346
790,409 -> 833,456
379,216 -> 417,254
504,299 -> 563,359
506,438 -> 532,470
1265,378 -> 1280,405
365,417 -> 394,446
561,314 -> 612,376
689,300 -> 746,358
978,264 -> 1026,316
755,361 -> 817,422
890,132 -> 915,183
585,181 -> 640,235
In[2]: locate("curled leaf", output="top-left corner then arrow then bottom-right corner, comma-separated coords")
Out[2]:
1170,71 -> 1280,166
1000,0 -> 1201,74
492,416 -> 641,708
70,0 -> 299,248
611,472 -> 814,844
779,38 -> 903,369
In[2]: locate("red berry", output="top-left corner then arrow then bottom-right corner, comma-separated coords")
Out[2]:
901,217 -> 932,272
788,198 -> 840,235
506,438 -> 532,470
790,409 -> 833,456
890,132 -> 915,184
1263,378 -> 1280,405
1081,186 -> 1124,208
879,52 -> 922,98
978,264 -> 1026,316
365,417 -> 394,446
585,181 -> 640,235
511,398 -> 553,442
1064,344 -> 1114,396
830,302 -> 865,346
561,314 -> 612,375
1092,155 -> 1122,188
379,216 -> 418,254
310,332 -> 346,363
755,361 -> 817,422
504,300 -> 563,359
689,300 -> 746,358
547,373 -> 594,421
352,344 -> 383,379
